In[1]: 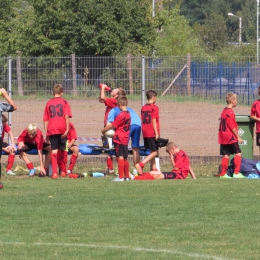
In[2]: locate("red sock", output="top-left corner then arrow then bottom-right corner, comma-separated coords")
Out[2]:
139,162 -> 145,168
134,173 -> 154,180
234,155 -> 242,174
124,160 -> 129,179
107,157 -> 113,170
118,158 -> 124,179
6,154 -> 15,171
220,157 -> 229,176
51,153 -> 58,174
60,150 -> 68,172
57,150 -> 62,170
68,154 -> 78,171
26,162 -> 34,170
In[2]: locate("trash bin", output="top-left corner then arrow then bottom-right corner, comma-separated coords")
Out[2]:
235,115 -> 255,159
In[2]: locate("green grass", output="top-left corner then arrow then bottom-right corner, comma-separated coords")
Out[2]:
0,166 -> 260,260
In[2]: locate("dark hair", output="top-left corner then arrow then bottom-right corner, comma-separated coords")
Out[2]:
146,90 -> 157,100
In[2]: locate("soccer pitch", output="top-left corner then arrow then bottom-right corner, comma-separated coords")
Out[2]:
0,176 -> 259,260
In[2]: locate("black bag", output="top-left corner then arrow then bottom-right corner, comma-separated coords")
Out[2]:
157,137 -> 169,148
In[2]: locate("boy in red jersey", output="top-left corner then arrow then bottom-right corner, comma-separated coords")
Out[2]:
250,86 -> 260,154
134,142 -> 196,180
57,122 -> 79,175
99,84 -> 126,174
136,90 -> 160,175
218,92 -> 245,178
17,123 -> 51,177
2,114 -> 16,176
0,88 -> 17,181
43,84 -> 72,179
101,96 -> 131,181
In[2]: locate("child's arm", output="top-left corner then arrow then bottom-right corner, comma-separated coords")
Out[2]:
232,128 -> 243,144
250,115 -> 260,121
189,166 -> 196,179
99,84 -> 107,103
152,118 -> 159,139
43,120 -> 49,142
0,88 -> 17,110
37,149 -> 46,174
8,131 -> 16,151
169,153 -> 176,169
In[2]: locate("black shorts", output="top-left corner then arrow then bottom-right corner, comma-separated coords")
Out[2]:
114,143 -> 128,158
2,142 -> 9,149
49,135 -> 67,151
256,133 -> 260,146
220,143 -> 241,156
144,137 -> 158,151
23,142 -> 50,151
163,172 -> 177,179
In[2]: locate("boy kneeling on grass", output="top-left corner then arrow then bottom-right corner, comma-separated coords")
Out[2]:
134,142 -> 196,180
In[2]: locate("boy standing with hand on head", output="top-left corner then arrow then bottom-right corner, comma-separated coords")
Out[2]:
218,92 -> 245,178
43,84 -> 72,179
99,84 -> 126,174
101,96 -> 131,181
136,90 -> 160,175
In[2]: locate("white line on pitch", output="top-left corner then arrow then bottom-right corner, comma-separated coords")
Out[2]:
0,241 -> 238,260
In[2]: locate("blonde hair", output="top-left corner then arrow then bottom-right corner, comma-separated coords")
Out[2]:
166,142 -> 178,153
117,88 -> 126,97
27,123 -> 37,134
226,92 -> 237,104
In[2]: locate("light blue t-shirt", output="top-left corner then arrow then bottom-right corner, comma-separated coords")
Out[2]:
107,107 -> 141,126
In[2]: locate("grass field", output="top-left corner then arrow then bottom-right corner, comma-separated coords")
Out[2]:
0,164 -> 259,260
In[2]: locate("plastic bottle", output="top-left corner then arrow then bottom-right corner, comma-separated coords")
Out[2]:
99,84 -> 111,91
91,172 -> 105,178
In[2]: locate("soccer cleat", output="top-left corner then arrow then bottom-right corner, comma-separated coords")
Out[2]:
6,170 -> 16,176
135,163 -> 144,175
61,172 -> 67,177
112,177 -> 124,182
28,168 -> 36,177
133,168 -> 138,176
67,170 -> 71,174
51,173 -> 59,179
125,178 -> 130,181
233,172 -> 246,178
219,174 -> 232,179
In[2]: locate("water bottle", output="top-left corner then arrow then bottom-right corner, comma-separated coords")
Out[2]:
99,84 -> 111,91
91,172 -> 105,178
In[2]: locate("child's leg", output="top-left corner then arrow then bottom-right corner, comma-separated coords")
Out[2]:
43,145 -> 51,171
219,155 -> 229,176
106,155 -> 114,172
124,159 -> 130,179
51,150 -> 58,174
233,153 -> 242,174
68,146 -> 79,172
6,153 -> 15,172
136,150 -> 158,174
118,156 -> 124,179
59,150 -> 68,173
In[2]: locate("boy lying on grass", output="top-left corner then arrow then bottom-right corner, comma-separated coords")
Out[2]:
135,141 -> 196,180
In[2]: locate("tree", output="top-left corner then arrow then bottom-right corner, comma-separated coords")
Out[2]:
153,7 -> 204,56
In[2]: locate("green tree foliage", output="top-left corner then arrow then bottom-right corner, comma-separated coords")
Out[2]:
4,0 -> 157,56
153,7 -> 204,56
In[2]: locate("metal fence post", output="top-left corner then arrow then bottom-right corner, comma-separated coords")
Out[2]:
186,53 -> 191,96
71,54 -> 77,96
141,56 -> 146,106
8,57 -> 12,144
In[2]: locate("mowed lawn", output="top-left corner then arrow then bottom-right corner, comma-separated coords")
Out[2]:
0,175 -> 259,260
